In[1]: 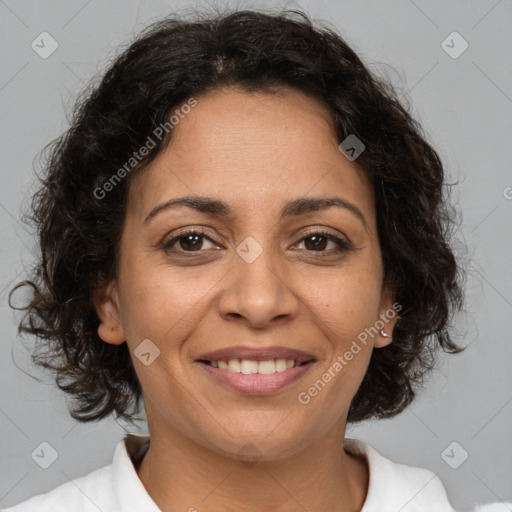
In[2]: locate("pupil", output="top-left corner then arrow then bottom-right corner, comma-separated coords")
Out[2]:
181,234 -> 202,251
306,235 -> 327,251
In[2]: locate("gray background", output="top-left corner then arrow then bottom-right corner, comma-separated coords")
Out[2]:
0,0 -> 511,510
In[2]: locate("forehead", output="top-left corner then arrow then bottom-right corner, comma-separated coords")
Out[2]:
128,86 -> 375,225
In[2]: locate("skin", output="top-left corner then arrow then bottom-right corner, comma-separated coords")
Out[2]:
94,85 -> 398,512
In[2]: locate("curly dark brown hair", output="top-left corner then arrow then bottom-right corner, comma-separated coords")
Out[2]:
10,7 -> 466,427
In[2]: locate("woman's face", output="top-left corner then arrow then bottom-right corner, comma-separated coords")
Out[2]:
96,86 -> 397,460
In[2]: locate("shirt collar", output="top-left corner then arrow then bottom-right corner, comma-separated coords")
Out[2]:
112,433 -> 160,511
344,437 -> 455,511
111,434 -> 454,512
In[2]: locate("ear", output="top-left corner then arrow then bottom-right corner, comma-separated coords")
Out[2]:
92,279 -> 125,345
374,282 -> 401,349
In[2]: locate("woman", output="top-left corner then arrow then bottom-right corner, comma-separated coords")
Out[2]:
5,8 -> 470,511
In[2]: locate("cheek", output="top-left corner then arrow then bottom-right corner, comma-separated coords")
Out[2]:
118,259 -> 223,346
303,263 -> 383,334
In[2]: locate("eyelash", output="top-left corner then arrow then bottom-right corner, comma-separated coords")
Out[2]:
161,228 -> 352,257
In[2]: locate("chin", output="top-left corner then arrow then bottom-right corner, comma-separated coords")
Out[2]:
203,425 -> 315,463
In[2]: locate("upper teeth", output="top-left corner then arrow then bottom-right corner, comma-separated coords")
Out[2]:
210,359 -> 297,374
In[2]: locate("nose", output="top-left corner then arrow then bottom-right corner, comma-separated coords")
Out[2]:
217,243 -> 300,329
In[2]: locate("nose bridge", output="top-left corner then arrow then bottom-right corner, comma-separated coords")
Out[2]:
218,234 -> 298,326
237,235 -> 281,291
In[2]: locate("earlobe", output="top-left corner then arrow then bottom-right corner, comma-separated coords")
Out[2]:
374,285 -> 400,348
93,280 -> 125,345
375,326 -> 393,348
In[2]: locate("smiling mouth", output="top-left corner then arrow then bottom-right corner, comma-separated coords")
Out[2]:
197,358 -> 315,374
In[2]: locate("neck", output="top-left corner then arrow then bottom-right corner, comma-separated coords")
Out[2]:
136,422 -> 368,512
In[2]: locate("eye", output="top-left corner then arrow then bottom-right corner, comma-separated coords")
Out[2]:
161,229 -> 220,253
294,231 -> 351,254
161,228 -> 352,256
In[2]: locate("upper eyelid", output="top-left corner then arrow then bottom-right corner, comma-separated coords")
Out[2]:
165,226 -> 345,240
163,228 -> 218,247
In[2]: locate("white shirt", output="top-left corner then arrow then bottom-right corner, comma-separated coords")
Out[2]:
1,433 -> 488,512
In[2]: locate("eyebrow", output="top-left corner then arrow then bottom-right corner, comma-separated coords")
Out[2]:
144,195 -> 368,230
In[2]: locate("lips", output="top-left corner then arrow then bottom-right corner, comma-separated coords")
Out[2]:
195,345 -> 316,365
194,345 -> 317,394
